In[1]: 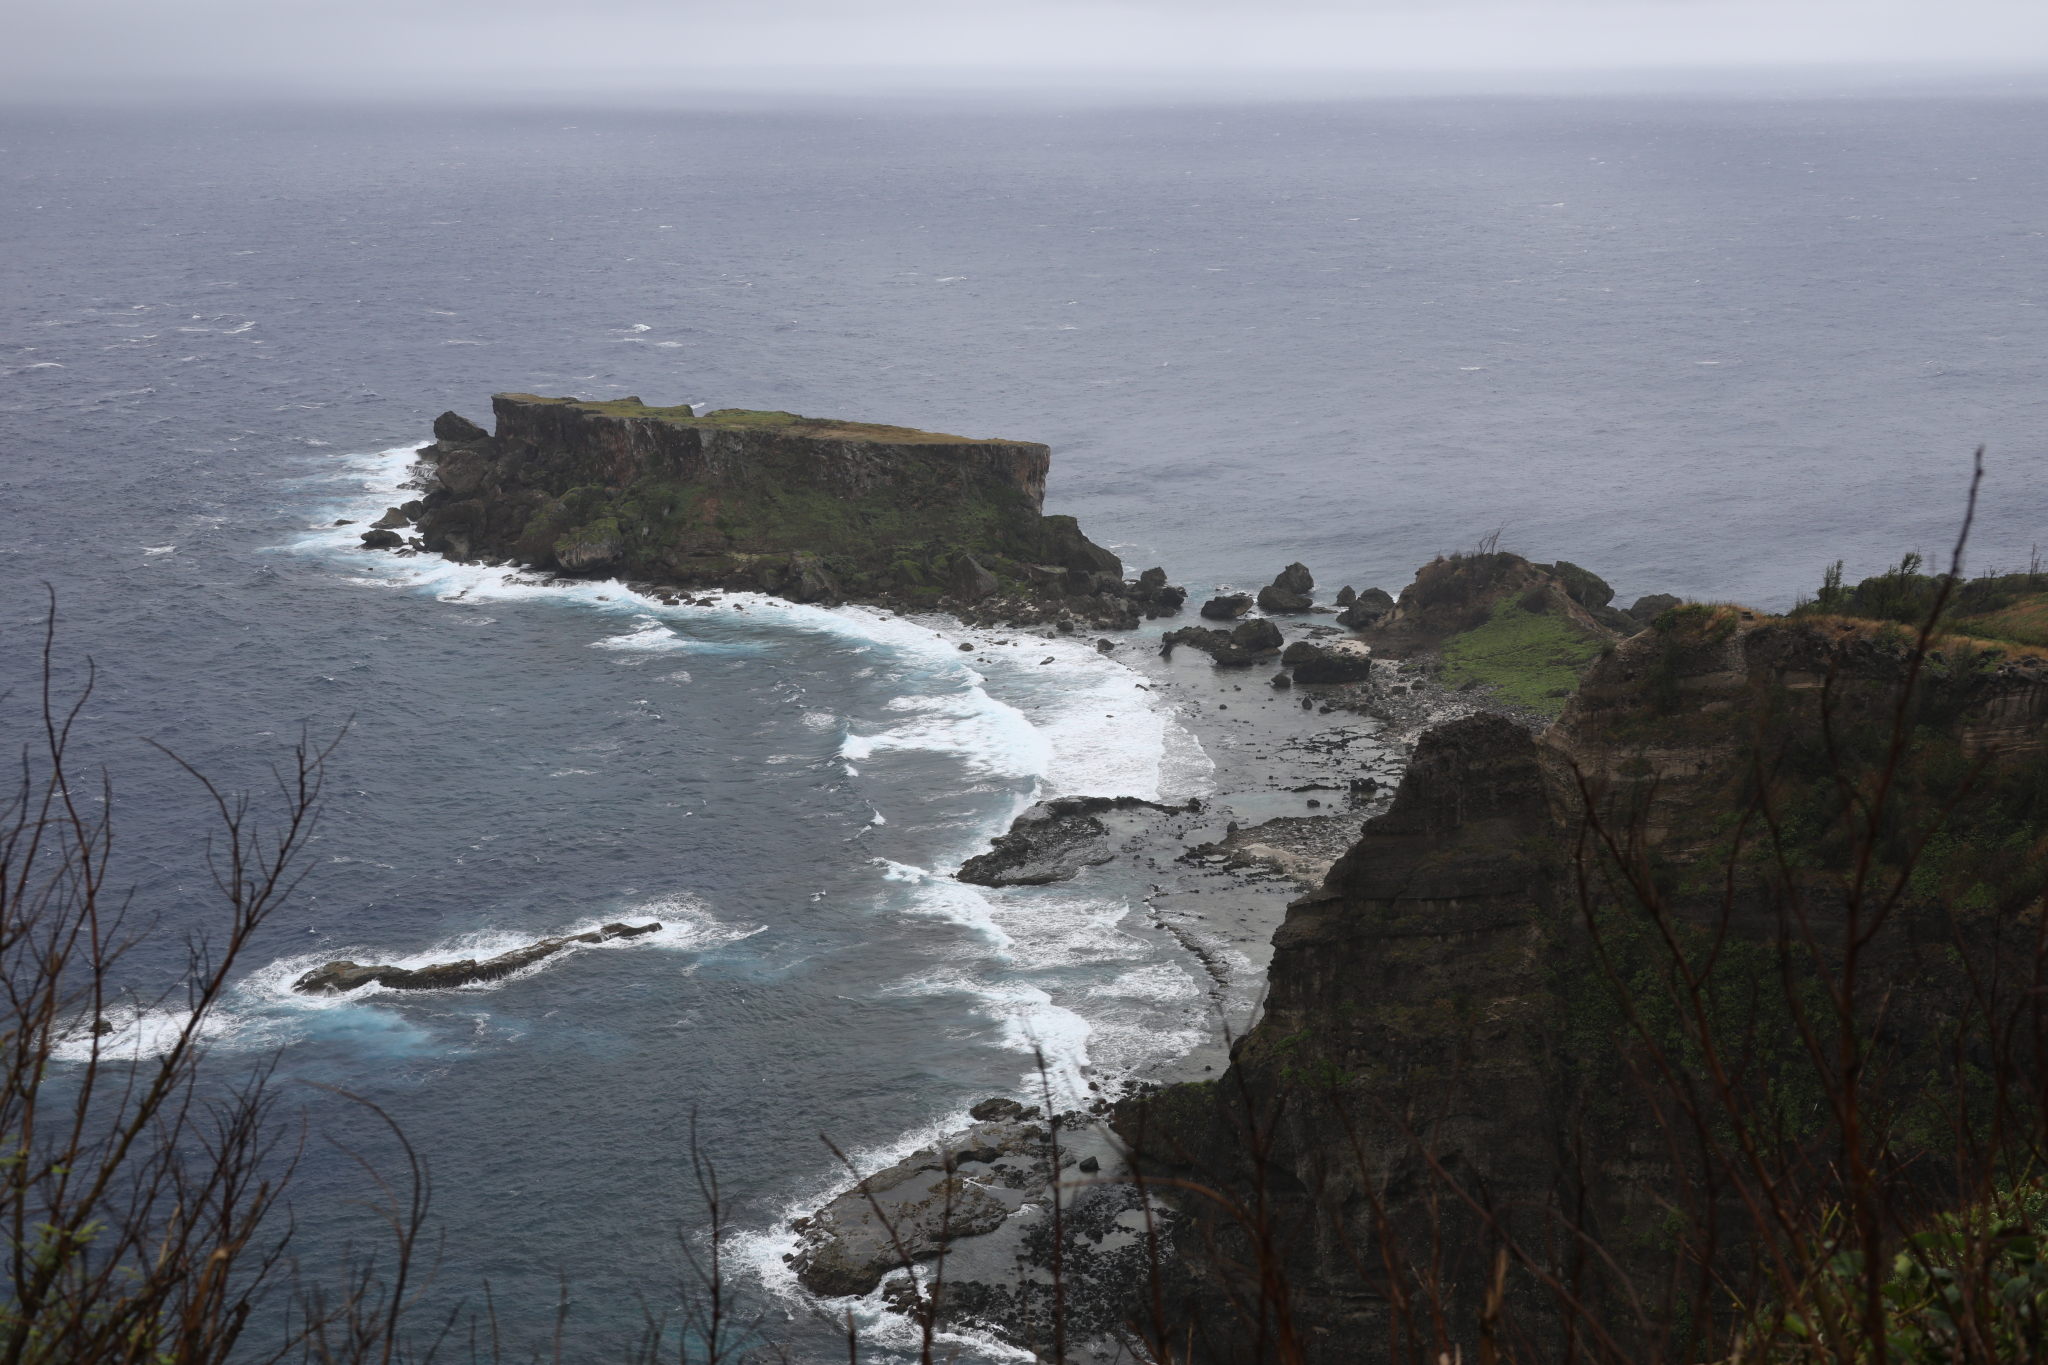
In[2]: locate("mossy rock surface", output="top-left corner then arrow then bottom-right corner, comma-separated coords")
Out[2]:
404,395 -> 1151,628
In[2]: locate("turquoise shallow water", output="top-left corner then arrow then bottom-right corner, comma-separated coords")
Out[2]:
3,92 -> 2044,1356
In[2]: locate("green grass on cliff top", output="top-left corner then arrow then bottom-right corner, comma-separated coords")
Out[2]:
1440,592 -> 1610,713
500,394 -> 1035,446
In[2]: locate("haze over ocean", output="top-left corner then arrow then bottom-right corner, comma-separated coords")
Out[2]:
3,93 -> 2044,1354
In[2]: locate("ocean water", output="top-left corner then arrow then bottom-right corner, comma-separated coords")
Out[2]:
3,92 -> 2046,1356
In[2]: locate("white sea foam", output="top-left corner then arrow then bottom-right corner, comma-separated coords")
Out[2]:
288,444 -> 1193,815
879,859 -> 1013,951
53,896 -> 755,1065
291,441 -> 1225,1332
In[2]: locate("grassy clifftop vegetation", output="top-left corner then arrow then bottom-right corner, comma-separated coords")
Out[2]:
1796,550 -> 2048,648
1438,589 -> 1612,711
500,393 -> 1026,446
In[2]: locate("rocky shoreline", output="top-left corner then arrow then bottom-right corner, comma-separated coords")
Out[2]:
356,393 -> 1699,1356
775,577 -> 1574,1353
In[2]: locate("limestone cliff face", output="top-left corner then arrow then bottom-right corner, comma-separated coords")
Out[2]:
1122,611 -> 2048,1360
397,396 -> 1173,626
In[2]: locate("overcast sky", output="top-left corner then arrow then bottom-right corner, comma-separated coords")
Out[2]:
8,0 -> 2047,103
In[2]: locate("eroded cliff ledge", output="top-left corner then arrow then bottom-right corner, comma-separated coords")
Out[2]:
1119,608 -> 2048,1362
367,397 -> 1185,629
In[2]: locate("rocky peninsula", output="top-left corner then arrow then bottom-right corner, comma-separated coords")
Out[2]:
353,397 -> 1185,631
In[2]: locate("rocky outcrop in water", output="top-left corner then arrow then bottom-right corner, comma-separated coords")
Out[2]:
1256,562 -> 1315,613
788,1100 -> 1156,1352
957,795 -> 1200,886
1127,566 -> 1189,618
1335,586 -> 1394,628
788,1111 -> 1051,1297
1279,639 -> 1373,684
1199,593 -> 1254,621
293,921 -> 662,994
390,397 -> 1184,631
1160,618 -> 1284,667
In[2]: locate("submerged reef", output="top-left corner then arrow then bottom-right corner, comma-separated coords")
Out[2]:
293,921 -> 662,994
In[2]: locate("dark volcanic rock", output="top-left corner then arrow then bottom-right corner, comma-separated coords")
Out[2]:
371,506 -> 412,529
950,553 -> 999,601
1162,618 -> 1284,667
1040,514 -> 1122,576
1334,586 -> 1356,607
969,1097 -> 1036,1122
1199,594 -> 1254,621
1283,641 -> 1373,684
789,1103 -> 1154,1351
775,552 -> 838,603
788,1117 -> 1048,1297
359,529 -> 404,549
1629,592 -> 1682,622
1336,586 -> 1395,628
433,410 -> 490,443
1232,618 -> 1285,653
292,921 -> 661,994
1128,566 -> 1189,618
1257,562 -> 1315,613
958,795 -> 1190,886
1258,584 -> 1312,613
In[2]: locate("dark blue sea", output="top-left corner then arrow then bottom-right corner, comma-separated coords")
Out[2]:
4,93 -> 2045,1358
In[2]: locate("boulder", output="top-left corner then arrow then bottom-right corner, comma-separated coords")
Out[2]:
1337,587 -> 1396,628
1230,617 -> 1284,654
1629,593 -> 1682,623
1334,586 -> 1356,607
1549,560 -> 1614,609
432,410 -> 490,444
1128,566 -> 1189,619
1199,594 -> 1254,621
1065,568 -> 1121,597
359,529 -> 404,550
970,1097 -> 1029,1122
1161,618 -> 1284,667
782,552 -> 839,604
1270,671 -> 1292,689
1257,562 -> 1315,614
371,506 -> 412,529
1041,515 -> 1122,577
1285,642 -> 1373,685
